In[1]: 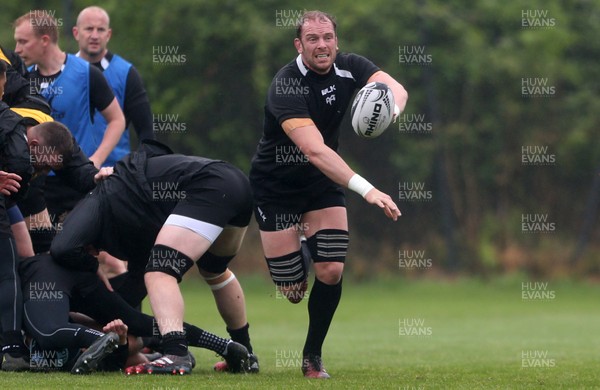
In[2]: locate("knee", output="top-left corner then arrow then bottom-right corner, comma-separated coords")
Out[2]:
306,229 -> 348,285
145,245 -> 194,283
313,262 -> 344,285
48,236 -> 74,261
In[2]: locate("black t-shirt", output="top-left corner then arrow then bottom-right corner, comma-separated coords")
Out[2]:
90,52 -> 154,142
250,53 -> 379,197
28,56 -> 115,120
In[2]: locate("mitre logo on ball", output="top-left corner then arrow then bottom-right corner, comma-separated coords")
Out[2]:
351,82 -> 395,138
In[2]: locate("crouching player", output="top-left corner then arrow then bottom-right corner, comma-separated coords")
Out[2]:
51,140 -> 259,375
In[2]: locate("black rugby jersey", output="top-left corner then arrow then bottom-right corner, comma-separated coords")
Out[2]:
94,148 -> 224,266
250,52 -> 379,197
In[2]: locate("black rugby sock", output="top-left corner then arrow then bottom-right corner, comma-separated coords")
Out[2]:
303,277 -> 342,357
184,325 -> 229,356
1,330 -> 27,357
227,323 -> 253,354
161,331 -> 188,357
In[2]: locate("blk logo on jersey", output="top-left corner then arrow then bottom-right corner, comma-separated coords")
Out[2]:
321,85 -> 336,105
321,85 -> 336,95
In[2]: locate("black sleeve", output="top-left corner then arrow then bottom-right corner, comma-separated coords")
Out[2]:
124,67 -> 154,142
0,104 -> 33,201
345,52 -> 381,88
50,195 -> 102,273
268,68 -> 312,125
54,136 -> 99,193
348,53 -> 381,88
89,65 -> 115,113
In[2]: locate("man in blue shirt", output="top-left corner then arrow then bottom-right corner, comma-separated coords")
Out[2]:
73,6 -> 154,167
14,10 -> 125,169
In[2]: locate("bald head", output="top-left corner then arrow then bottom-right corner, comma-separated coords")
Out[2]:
77,6 -> 110,26
73,6 -> 111,62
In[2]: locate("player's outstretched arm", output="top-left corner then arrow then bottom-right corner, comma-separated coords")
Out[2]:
367,70 -> 409,116
285,122 -> 400,221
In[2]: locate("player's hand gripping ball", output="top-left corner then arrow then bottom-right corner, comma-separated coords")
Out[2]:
351,82 -> 395,138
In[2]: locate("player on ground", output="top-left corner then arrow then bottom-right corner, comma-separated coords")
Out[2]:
51,140 -> 258,375
249,10 -> 407,379
20,253 -> 251,374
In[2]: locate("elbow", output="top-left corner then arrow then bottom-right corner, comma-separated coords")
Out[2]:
300,144 -> 326,164
50,240 -> 98,273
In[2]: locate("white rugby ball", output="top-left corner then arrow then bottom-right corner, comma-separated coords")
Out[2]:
350,82 -> 395,138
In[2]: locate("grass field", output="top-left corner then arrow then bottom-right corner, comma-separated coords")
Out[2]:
2,274 -> 600,389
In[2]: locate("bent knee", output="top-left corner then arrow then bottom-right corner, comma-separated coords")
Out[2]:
313,262 -> 344,285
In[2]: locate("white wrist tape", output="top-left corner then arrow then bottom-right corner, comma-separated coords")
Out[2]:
348,174 -> 375,198
393,104 -> 401,122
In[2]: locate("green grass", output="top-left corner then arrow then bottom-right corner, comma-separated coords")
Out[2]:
3,275 -> 600,389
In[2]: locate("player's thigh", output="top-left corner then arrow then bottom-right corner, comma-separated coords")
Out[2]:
154,224 -> 213,261
209,225 -> 248,257
259,227 -> 303,258
301,206 -> 348,237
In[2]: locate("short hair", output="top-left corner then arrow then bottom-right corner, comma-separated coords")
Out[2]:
14,10 -> 60,44
32,121 -> 74,164
296,10 -> 337,39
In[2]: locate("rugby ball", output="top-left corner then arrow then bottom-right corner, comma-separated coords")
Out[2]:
350,82 -> 395,138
